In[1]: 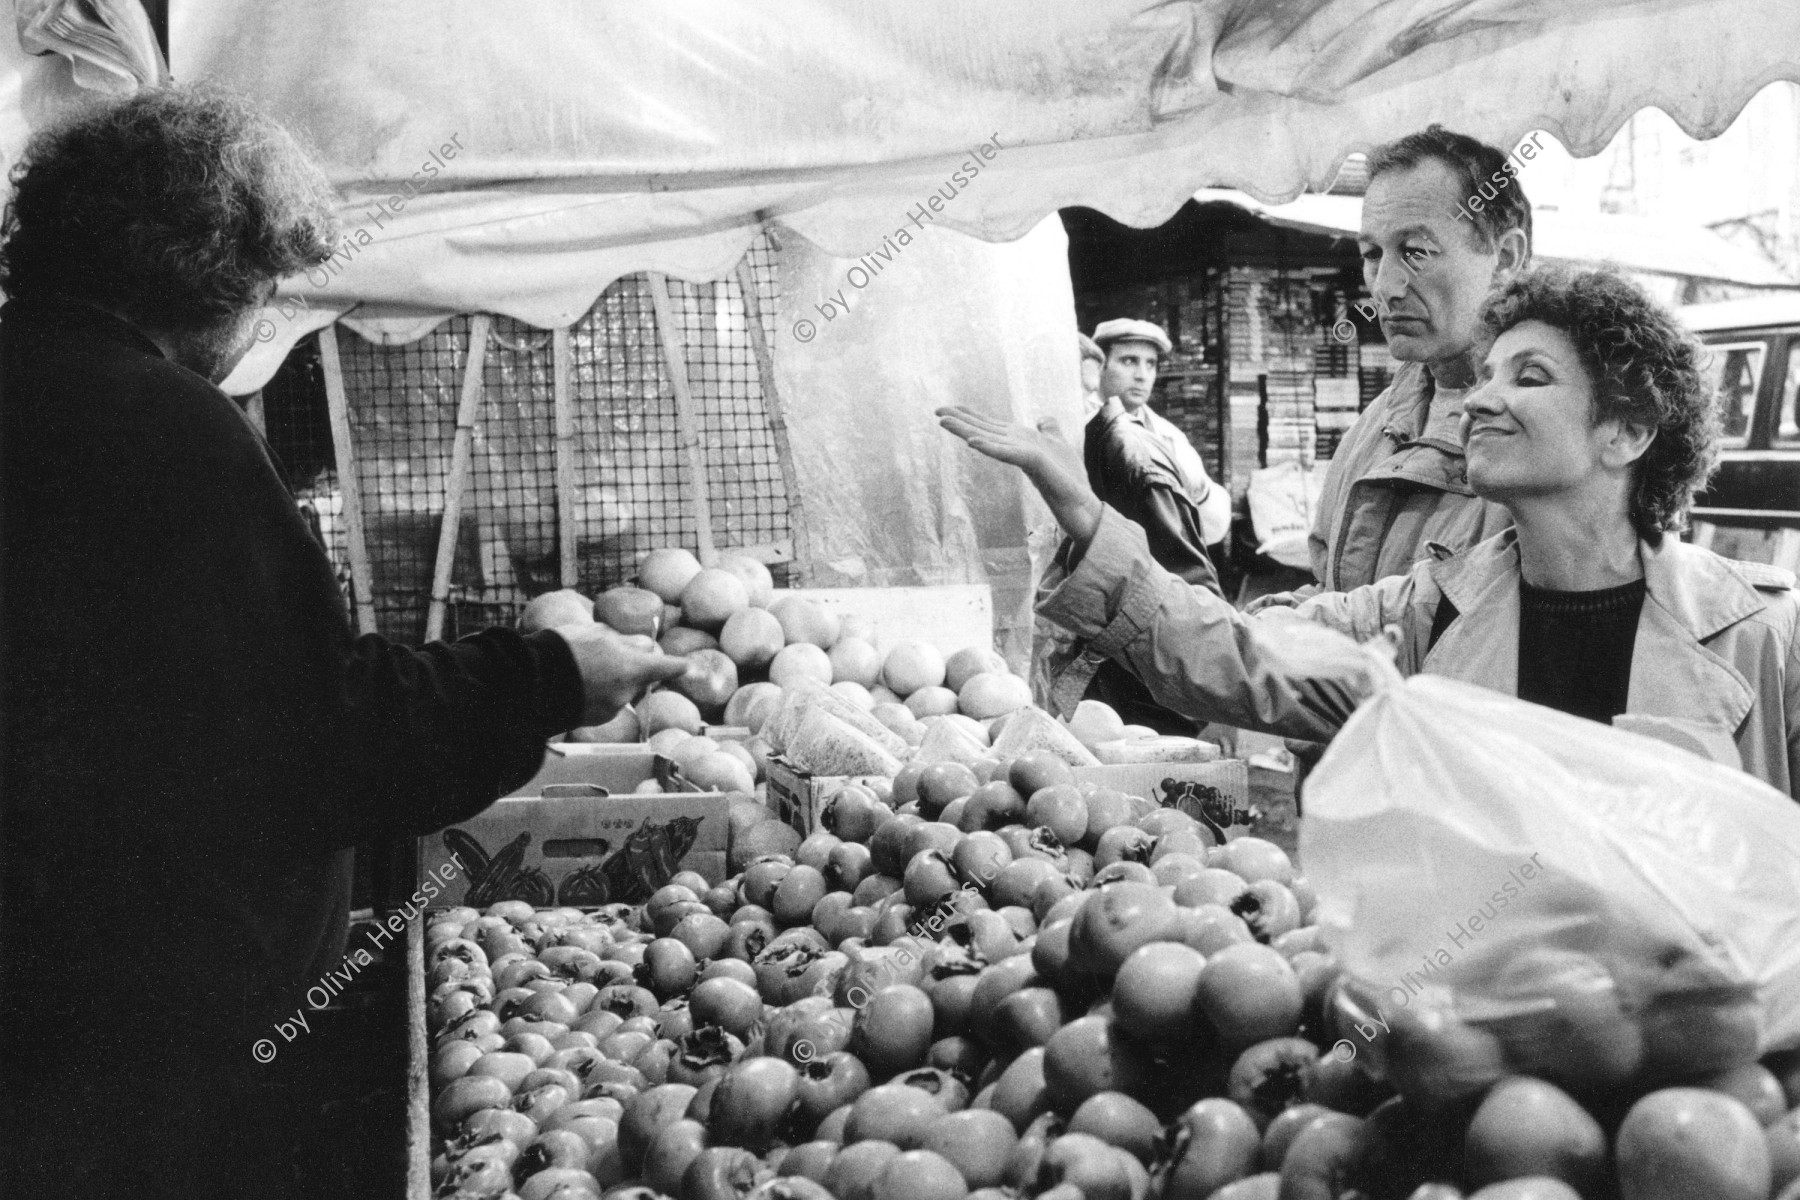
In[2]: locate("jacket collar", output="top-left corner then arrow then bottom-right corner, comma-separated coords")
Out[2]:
1,295 -> 168,360
1637,533 -> 1770,640
1379,361 -> 1436,442
1430,526 -> 1770,643
1425,526 -> 1763,734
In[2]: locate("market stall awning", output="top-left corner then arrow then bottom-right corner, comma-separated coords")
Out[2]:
124,0 -> 1796,335
1191,188 -> 1799,287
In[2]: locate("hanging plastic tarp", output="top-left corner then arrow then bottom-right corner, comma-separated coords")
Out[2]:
772,217 -> 1084,663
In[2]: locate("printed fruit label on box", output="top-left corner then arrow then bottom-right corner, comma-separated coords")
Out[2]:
423,790 -> 728,908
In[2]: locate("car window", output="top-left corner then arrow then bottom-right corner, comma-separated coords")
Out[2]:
1703,341 -> 1765,445
1777,341 -> 1800,445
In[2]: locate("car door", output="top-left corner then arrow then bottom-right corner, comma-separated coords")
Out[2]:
1692,331 -> 1800,519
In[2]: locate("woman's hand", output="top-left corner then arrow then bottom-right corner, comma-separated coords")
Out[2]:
938,407 -> 1104,546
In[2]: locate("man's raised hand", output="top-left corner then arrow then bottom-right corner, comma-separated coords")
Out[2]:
937,407 -> 1104,545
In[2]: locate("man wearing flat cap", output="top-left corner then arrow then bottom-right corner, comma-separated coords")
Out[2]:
1037,319 -> 1229,733
1090,319 -> 1231,546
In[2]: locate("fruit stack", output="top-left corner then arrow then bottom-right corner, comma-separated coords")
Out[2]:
423,739 -> 1800,1200
517,546 -> 1210,858
447,549 -> 1800,1200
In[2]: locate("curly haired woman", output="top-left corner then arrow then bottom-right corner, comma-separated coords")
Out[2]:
2,87 -> 681,1199
943,267 -> 1800,797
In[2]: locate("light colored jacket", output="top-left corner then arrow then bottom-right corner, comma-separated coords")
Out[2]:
1133,405 -> 1232,545
1309,361 -> 1512,591
1042,507 -> 1800,797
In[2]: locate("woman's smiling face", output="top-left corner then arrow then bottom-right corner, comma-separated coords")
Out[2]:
1460,319 -> 1627,504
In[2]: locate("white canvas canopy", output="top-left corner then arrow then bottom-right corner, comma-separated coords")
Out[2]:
7,2 -> 1799,655
155,1 -> 1800,338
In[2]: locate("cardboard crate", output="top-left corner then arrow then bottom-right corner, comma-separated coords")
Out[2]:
507,729 -> 749,799
1073,758 -> 1260,838
764,754 -> 846,837
422,779 -> 728,908
502,744 -> 661,798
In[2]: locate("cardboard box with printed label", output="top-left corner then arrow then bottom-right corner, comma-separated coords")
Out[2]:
1074,759 -> 1258,840
423,756 -> 729,907
765,754 -> 842,837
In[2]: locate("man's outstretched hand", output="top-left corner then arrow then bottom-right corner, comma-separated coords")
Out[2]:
937,407 -> 1104,546
552,626 -> 691,726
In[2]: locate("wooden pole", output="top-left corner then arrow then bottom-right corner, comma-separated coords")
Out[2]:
426,314 -> 492,642
318,326 -> 378,635
735,255 -> 808,584
647,273 -> 716,565
403,910 -> 430,1200
552,327 -> 579,588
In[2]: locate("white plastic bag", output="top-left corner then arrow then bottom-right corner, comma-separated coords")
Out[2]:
1302,672 -> 1800,1099
1247,461 -> 1322,570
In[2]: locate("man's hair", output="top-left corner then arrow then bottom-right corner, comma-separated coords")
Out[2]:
1078,333 -> 1104,364
1480,267 -> 1717,539
1368,124 -> 1532,255
0,85 -> 338,331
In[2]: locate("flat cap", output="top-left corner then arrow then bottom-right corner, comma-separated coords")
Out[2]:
1092,318 -> 1171,355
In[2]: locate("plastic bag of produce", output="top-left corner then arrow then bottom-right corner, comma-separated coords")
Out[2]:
1301,670 -> 1800,1102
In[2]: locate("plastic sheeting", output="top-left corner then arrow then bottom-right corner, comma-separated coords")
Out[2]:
774,217 -> 1083,665
163,0 -> 1800,347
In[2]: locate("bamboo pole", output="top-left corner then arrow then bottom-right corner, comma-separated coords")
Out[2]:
647,273 -> 716,565
318,326 -> 378,635
426,314 -> 493,642
735,256 -> 808,585
552,327 -> 579,588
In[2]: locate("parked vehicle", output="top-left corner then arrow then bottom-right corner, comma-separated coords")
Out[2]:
1679,294 -> 1800,562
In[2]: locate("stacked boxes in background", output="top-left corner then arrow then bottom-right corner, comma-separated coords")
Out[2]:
1263,362 -> 1316,470
1314,377 -> 1362,461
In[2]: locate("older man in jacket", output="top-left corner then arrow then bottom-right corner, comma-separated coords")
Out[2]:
1261,126 -> 1530,607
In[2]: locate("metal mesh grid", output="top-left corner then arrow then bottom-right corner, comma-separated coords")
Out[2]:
259,336 -> 351,602
308,234 -> 788,645
337,314 -> 472,642
567,236 -> 790,595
